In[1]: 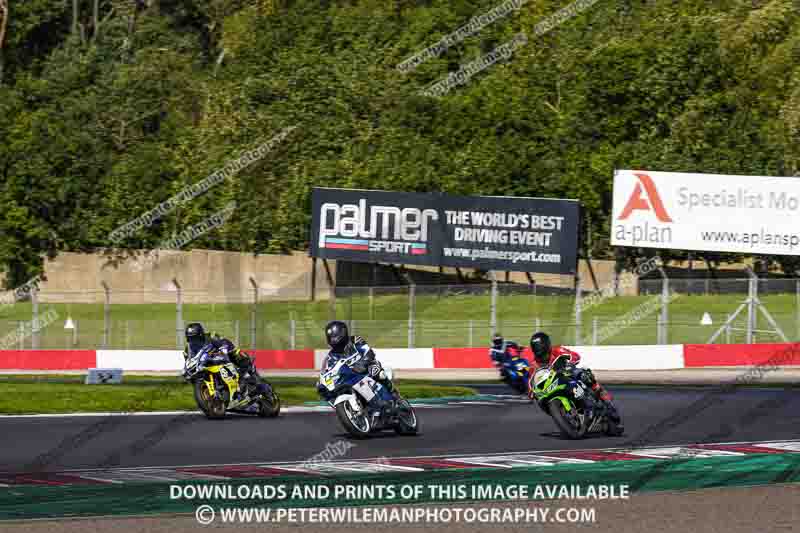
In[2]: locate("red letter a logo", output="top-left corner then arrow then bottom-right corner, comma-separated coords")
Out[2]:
618,173 -> 673,222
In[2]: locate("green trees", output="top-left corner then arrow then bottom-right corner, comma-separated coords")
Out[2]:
1,0 -> 800,286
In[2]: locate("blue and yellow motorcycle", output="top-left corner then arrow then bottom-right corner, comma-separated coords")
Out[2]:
490,342 -> 531,394
183,344 -> 280,419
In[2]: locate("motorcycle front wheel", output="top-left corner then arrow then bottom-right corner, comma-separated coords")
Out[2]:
549,398 -> 587,439
335,397 -> 371,439
195,379 -> 226,419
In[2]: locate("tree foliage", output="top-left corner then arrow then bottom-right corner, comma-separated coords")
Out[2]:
1,0 -> 800,285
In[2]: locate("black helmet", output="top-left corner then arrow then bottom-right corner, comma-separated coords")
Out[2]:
185,322 -> 207,356
491,333 -> 504,349
325,320 -> 349,351
530,331 -> 551,365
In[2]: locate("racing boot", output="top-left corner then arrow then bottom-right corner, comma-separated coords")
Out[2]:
591,383 -> 619,421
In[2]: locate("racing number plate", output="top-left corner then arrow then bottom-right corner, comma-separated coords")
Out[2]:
322,372 -> 336,390
219,363 -> 238,384
353,376 -> 377,401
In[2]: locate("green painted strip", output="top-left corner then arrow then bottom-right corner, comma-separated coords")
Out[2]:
2,454 -> 798,521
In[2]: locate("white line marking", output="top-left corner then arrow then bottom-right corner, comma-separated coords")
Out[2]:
0,406 -> 337,418
75,475 -> 124,484
0,395 -> 524,418
6,438 -> 798,478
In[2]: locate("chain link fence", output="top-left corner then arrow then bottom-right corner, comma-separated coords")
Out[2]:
2,276 -> 800,350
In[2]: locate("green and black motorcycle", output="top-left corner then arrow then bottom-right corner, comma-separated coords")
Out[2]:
530,358 -> 623,439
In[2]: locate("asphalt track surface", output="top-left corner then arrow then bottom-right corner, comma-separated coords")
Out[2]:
2,385 -> 799,473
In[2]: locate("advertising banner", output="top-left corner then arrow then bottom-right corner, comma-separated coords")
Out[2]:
612,170 -> 800,255
310,188 -> 580,274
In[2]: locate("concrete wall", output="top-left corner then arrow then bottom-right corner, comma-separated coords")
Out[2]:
19,250 -> 631,304
36,250 -> 335,304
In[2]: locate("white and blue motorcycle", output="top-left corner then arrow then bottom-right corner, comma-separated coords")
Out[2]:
317,352 -> 419,439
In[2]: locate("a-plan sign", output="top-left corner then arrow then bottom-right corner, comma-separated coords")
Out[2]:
612,170 -> 800,255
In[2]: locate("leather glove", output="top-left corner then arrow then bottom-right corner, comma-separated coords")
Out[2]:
368,363 -> 382,379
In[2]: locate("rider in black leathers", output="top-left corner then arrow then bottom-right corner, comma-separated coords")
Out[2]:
317,321 -> 398,411
183,322 -> 267,398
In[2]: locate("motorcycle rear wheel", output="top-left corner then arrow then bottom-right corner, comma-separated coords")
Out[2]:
604,417 -> 624,436
258,387 -> 281,418
394,399 -> 419,436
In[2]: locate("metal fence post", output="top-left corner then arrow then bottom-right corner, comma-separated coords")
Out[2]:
747,272 -> 756,344
408,284 -> 416,348
659,268 -> 669,345
101,281 -> 111,349
289,318 -> 296,350
73,320 -> 78,347
31,286 -> 40,349
173,278 -> 183,350
592,317 -> 598,345
468,319 -> 474,347
234,320 -> 240,346
249,277 -> 258,351
657,313 -> 663,346
490,273 -> 498,335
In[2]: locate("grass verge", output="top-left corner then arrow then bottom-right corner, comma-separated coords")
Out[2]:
0,375 -> 476,414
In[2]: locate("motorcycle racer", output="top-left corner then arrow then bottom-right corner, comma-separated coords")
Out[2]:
183,322 -> 266,398
489,333 -> 530,394
528,331 -> 622,426
489,333 -> 525,364
318,320 -> 397,408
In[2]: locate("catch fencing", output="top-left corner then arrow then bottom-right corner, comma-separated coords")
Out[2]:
2,275 -> 800,350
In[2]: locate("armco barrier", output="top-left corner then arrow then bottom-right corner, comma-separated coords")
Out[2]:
564,345 -> 684,371
683,343 -> 800,367
96,350 -> 182,371
251,349 -> 314,370
432,345 -> 685,370
4,343 -> 800,371
0,350 -> 96,370
433,348 -> 493,369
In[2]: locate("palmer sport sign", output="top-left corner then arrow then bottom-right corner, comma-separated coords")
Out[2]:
611,170 -> 800,255
310,188 -> 580,274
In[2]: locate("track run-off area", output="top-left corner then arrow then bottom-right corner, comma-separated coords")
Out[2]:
1,385 -> 799,522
